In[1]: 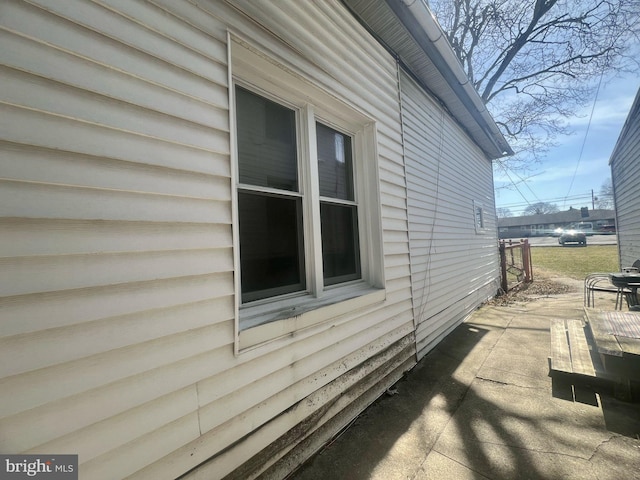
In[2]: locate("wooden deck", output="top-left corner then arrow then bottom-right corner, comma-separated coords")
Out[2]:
550,309 -> 640,401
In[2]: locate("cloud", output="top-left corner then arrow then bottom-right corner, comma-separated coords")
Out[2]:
568,83 -> 638,129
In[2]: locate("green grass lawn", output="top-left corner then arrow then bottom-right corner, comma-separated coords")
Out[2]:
531,245 -> 619,280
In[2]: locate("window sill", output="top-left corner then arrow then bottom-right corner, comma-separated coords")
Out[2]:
237,284 -> 385,353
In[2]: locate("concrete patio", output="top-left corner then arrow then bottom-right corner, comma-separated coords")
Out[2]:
291,280 -> 640,480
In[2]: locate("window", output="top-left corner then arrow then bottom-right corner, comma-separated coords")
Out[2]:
236,87 -> 306,303
236,87 -> 362,304
473,201 -> 486,233
230,37 -> 384,344
316,123 -> 361,286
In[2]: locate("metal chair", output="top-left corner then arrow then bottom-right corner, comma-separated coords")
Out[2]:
584,273 -> 623,309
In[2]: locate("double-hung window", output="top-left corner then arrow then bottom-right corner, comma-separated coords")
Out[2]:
236,86 -> 361,304
230,37 -> 384,343
236,87 -> 306,303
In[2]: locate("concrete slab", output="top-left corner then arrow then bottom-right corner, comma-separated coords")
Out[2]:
291,290 -> 640,480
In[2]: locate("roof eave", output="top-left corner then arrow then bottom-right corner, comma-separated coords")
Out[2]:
343,0 -> 513,159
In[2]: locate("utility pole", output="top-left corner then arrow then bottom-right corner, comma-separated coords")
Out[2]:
592,189 -> 595,210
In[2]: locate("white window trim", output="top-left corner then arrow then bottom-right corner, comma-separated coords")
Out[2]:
228,33 -> 385,354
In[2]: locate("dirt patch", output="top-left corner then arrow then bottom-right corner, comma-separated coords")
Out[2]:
489,268 -> 578,306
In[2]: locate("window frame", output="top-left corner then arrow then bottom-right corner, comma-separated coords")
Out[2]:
473,200 -> 487,234
228,34 -> 385,353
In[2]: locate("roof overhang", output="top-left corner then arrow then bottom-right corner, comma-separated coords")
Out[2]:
342,0 -> 513,159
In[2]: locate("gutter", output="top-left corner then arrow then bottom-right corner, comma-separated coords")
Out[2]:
390,0 -> 513,157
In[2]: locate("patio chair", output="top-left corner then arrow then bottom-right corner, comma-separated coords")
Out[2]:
583,273 -> 624,309
584,260 -> 640,309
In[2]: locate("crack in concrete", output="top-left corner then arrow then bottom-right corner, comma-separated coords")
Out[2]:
475,375 -> 543,390
587,435 -> 618,463
476,440 -> 592,461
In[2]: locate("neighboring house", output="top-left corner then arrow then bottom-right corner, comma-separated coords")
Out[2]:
497,209 -> 616,238
611,88 -> 640,268
0,1 -> 510,479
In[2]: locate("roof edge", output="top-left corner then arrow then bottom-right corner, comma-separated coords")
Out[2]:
392,0 -> 513,158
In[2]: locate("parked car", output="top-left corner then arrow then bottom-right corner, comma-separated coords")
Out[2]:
551,227 -> 564,237
596,224 -> 616,234
559,229 -> 587,246
568,221 -> 594,236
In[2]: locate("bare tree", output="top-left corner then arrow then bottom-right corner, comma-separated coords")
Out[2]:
496,207 -> 513,218
430,0 -> 640,166
595,177 -> 615,209
523,201 -> 559,215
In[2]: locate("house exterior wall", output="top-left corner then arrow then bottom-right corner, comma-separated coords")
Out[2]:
611,90 -> 640,268
400,72 -> 500,358
0,1 -> 418,479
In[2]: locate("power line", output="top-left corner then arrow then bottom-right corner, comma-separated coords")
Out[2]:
563,71 -> 604,206
495,162 -> 533,208
498,191 -> 595,209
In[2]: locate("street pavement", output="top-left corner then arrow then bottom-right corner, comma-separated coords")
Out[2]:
520,234 -> 617,247
291,280 -> 640,480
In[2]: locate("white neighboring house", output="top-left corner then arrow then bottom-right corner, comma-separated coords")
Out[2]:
611,88 -> 640,268
0,1 -> 511,478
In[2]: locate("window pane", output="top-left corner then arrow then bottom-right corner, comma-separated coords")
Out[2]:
476,207 -> 484,229
236,87 -> 298,191
320,203 -> 360,285
239,191 -> 305,302
316,123 -> 354,200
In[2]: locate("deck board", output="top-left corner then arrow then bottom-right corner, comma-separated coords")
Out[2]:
550,318 -> 572,373
566,319 -> 596,377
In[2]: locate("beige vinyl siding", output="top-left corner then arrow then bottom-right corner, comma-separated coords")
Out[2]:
611,93 -> 640,268
0,1 -> 415,480
400,71 -> 499,359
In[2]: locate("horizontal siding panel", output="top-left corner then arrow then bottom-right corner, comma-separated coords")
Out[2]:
0,248 -> 232,297
0,2 -> 228,107
0,142 -> 229,202
385,264 -> 411,282
0,103 -> 230,176
28,0 -> 227,83
198,319 -> 414,437
382,216 -> 409,233
0,345 -> 234,454
0,32 -> 227,131
186,323 -> 415,474
0,67 -> 227,151
0,273 -> 233,338
132,335 -> 415,480
0,180 -> 231,223
383,241 -> 410,256
381,204 -> 408,221
0,299 -> 232,378
384,253 -> 411,269
81,412 -> 201,480
99,0 -> 228,61
225,1 -> 400,120
0,219 -> 231,257
28,387 -> 199,463
0,323 -> 234,421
